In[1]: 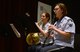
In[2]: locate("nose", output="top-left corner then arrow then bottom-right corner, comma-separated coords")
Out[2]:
53,9 -> 55,12
41,16 -> 43,19
41,17 -> 43,20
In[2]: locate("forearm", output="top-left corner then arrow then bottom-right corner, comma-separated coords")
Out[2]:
35,23 -> 47,37
53,27 -> 71,39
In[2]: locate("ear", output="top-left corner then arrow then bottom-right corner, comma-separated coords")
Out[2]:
47,17 -> 49,21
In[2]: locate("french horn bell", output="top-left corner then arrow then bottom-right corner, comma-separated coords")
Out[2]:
26,20 -> 42,45
26,33 -> 39,45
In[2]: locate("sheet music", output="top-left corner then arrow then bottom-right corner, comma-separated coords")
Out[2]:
10,24 -> 21,38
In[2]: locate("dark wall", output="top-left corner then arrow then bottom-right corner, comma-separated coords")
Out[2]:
0,0 -> 38,23
0,0 -> 38,52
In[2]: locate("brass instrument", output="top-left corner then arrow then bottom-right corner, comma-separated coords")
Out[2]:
37,19 -> 42,26
26,20 -> 42,45
26,33 -> 39,45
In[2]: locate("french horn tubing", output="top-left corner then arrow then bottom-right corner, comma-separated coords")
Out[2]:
37,19 -> 42,26
26,33 -> 40,45
37,19 -> 42,23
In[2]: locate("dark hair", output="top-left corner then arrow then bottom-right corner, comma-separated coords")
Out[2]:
45,12 -> 50,22
55,3 -> 67,16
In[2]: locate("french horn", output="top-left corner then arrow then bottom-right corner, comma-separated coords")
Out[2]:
26,33 -> 40,45
26,20 -> 42,45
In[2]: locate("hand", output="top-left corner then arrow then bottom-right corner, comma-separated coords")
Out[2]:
35,22 -> 40,26
48,25 -> 56,30
35,22 -> 37,24
35,22 -> 38,26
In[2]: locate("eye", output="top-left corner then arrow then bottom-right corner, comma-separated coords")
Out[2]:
54,7 -> 60,11
54,8 -> 59,10
41,15 -> 46,17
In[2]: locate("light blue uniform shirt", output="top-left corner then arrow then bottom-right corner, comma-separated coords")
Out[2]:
53,16 -> 75,48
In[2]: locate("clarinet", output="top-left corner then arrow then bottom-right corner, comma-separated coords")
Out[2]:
42,29 -> 52,47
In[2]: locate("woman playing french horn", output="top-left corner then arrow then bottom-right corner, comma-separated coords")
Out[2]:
35,12 -> 54,45
27,12 -> 54,52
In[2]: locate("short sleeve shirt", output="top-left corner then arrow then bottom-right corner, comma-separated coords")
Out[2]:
54,16 -> 75,48
39,22 -> 53,44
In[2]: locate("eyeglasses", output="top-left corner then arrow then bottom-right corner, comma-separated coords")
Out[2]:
53,8 -> 59,11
